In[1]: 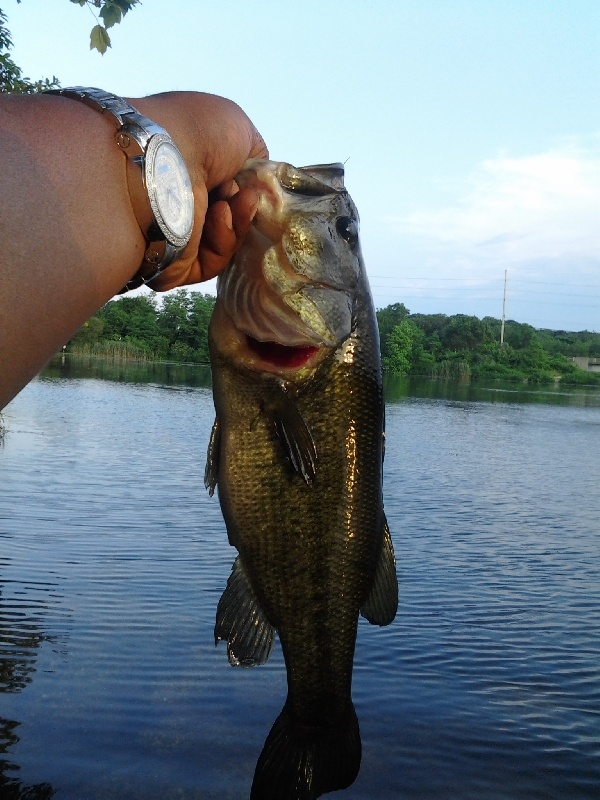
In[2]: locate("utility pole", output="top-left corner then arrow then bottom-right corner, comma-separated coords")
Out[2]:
500,269 -> 507,345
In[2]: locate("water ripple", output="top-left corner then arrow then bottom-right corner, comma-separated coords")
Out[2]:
0,375 -> 599,798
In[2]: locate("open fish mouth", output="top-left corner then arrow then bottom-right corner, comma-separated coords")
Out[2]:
245,336 -> 321,369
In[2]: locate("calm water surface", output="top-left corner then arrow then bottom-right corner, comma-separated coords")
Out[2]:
1,357 -> 599,799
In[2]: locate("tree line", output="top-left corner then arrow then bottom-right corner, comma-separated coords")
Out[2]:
69,292 -> 600,385
377,303 -> 600,384
71,291 -> 215,364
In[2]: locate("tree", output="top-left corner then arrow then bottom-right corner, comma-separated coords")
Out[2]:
69,314 -> 105,347
376,303 -> 410,361
384,320 -> 423,375
99,294 -> 158,343
409,312 -> 449,337
157,290 -> 215,362
440,314 -> 489,352
187,293 -> 216,362
158,290 -> 192,346
504,321 -> 536,350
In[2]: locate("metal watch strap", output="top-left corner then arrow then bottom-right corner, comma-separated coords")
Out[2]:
44,87 -> 190,292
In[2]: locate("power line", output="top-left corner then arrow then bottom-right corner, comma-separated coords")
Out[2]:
370,287 -> 600,301
369,274 -> 600,289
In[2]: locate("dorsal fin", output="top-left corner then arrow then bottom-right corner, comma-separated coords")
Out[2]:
278,162 -> 345,195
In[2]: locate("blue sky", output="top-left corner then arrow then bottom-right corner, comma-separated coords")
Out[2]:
6,0 -> 600,331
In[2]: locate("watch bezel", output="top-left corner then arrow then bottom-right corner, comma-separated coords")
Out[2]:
144,133 -> 194,249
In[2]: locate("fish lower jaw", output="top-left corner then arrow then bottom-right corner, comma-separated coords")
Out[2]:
245,336 -> 322,372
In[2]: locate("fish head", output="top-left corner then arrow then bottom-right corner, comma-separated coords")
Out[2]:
214,160 -> 363,375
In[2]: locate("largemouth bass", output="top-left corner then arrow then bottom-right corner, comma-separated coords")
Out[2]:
206,159 -> 398,800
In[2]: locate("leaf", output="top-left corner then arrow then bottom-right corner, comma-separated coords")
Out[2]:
115,0 -> 141,15
90,24 -> 111,55
70,1 -> 87,6
100,3 -> 123,29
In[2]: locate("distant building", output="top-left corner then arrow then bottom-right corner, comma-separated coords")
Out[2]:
572,357 -> 600,373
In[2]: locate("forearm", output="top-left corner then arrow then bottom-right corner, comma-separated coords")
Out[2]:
0,93 -> 146,409
0,90 -> 267,410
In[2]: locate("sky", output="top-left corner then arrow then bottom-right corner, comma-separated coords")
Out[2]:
5,0 -> 600,331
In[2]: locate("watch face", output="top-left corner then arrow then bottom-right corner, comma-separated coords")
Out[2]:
146,135 -> 194,246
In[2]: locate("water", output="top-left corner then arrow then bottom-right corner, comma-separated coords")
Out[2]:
1,358 -> 599,799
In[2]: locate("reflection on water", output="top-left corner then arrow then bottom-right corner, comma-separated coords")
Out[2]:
41,355 -> 212,389
0,357 -> 599,798
0,574 -> 59,798
41,355 -> 600,409
384,373 -> 600,407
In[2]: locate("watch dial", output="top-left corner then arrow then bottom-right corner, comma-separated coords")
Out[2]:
148,138 -> 194,244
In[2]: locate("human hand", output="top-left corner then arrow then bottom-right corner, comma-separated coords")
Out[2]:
127,91 -> 269,291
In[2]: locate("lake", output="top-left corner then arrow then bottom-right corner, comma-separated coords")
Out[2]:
1,356 -> 599,799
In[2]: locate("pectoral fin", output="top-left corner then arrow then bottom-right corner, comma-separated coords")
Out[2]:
264,385 -> 317,485
204,417 -> 221,497
215,556 -> 275,667
360,516 -> 398,626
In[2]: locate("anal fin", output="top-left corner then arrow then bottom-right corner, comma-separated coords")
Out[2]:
360,516 -> 398,626
215,556 -> 275,667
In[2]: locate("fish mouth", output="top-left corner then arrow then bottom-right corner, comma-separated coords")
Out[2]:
246,336 -> 321,370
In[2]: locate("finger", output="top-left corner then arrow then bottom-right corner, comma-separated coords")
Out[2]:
212,179 -> 239,201
146,257 -> 198,291
249,125 -> 269,160
200,189 -> 258,281
150,186 -> 260,290
199,200 -> 239,281
228,187 -> 259,238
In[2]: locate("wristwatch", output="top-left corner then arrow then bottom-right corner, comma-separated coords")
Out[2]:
45,87 -> 195,292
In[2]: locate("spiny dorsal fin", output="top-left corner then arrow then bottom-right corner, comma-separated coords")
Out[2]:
360,516 -> 398,626
278,162 -> 345,196
215,556 -> 275,667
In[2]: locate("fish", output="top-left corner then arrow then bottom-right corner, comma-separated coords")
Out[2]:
205,159 -> 398,800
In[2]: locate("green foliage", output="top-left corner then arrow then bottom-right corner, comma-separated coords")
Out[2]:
73,314 -> 105,345
69,291 -> 216,363
383,319 -> 427,375
378,304 -> 600,386
376,302 -> 410,361
440,314 -> 490,351
89,24 -> 111,54
1,3 -> 140,69
70,291 -> 600,386
70,0 -> 140,54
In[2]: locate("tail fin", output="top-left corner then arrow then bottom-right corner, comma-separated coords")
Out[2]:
250,703 -> 361,800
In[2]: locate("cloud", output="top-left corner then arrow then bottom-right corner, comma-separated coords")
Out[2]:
390,136 -> 600,270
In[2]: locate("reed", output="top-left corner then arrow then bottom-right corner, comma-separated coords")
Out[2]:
69,341 -> 153,361
429,359 -> 472,381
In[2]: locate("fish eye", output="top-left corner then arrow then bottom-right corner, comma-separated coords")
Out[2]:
336,216 -> 359,248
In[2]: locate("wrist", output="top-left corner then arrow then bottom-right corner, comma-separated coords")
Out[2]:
45,87 -> 196,293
